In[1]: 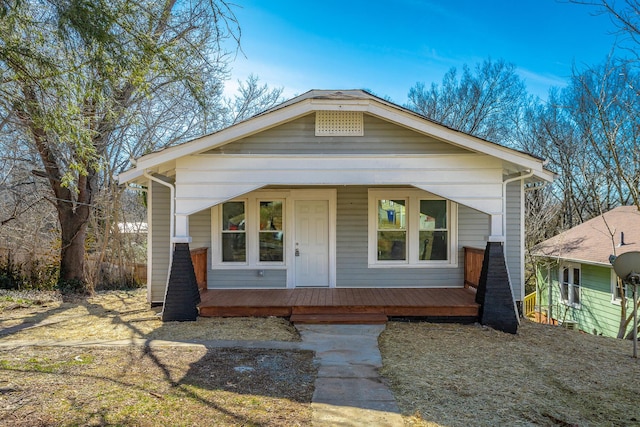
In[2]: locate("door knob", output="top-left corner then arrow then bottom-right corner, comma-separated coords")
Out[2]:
295,248 -> 300,256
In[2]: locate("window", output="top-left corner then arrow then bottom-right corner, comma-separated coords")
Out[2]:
259,200 -> 284,262
221,201 -> 246,262
213,194 -> 286,266
377,199 -> 407,261
560,263 -> 581,308
419,200 -> 448,261
369,189 -> 457,267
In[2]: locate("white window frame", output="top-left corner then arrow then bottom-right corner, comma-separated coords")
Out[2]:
559,262 -> 581,308
212,191 -> 289,268
367,188 -> 458,268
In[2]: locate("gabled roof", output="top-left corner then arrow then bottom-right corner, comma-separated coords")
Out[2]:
119,89 -> 555,184
532,206 -> 640,266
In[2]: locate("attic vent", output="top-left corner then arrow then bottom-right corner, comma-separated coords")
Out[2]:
315,111 -> 364,136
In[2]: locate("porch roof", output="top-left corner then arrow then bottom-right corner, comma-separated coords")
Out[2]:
118,89 -> 555,185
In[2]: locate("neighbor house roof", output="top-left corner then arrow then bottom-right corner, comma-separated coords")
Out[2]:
532,206 -> 640,266
119,89 -> 556,184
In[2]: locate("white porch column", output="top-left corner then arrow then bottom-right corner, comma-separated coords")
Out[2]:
173,214 -> 192,243
488,214 -> 504,242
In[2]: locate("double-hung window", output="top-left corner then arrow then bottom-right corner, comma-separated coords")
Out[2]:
221,201 -> 246,263
418,199 -> 448,261
560,263 -> 581,308
259,200 -> 284,262
369,189 -> 457,267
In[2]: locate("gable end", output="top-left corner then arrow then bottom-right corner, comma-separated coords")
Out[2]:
203,113 -> 471,155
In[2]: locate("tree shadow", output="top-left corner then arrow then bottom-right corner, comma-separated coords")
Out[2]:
0,301 -> 78,337
0,291 -> 316,425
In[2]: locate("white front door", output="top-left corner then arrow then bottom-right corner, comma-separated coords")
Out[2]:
294,199 -> 329,287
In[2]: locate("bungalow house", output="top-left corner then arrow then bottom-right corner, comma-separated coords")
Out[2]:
532,206 -> 640,337
118,89 -> 554,332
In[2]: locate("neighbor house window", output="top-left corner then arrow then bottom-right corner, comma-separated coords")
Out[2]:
560,263 -> 581,308
611,269 -> 624,304
369,189 -> 457,267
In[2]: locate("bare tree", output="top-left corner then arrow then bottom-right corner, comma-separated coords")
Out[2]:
406,58 -> 528,144
569,60 -> 640,210
570,0 -> 640,59
223,75 -> 284,126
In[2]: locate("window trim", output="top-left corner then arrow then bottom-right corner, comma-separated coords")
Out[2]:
368,188 -> 458,268
559,262 -> 581,309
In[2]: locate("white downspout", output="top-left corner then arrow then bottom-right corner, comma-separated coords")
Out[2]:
143,171 -> 175,312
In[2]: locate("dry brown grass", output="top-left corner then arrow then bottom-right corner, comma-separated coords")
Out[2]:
0,345 -> 315,426
379,320 -> 640,427
0,289 -> 313,426
0,289 -> 299,342
3,290 -> 640,426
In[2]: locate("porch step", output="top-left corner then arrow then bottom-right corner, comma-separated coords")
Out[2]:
290,313 -> 388,324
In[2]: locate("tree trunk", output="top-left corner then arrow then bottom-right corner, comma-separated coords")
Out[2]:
19,84 -> 96,294
57,201 -> 91,293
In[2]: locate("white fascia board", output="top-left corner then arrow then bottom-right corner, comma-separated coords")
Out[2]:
118,168 -> 144,184
364,103 -> 553,182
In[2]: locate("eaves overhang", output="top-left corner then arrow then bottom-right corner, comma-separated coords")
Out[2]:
118,90 -> 554,185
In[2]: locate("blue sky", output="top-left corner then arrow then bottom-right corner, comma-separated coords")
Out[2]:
224,0 -> 620,104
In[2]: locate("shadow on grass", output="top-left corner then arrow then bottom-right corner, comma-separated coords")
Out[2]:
0,291 -> 316,426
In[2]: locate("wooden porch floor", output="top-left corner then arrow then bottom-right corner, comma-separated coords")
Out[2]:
198,288 -> 479,324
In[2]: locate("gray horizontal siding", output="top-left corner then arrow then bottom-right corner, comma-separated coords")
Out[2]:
205,114 -> 470,155
150,180 -> 171,303
505,181 -> 523,300
209,269 -> 287,289
457,204 -> 490,272
189,208 -> 211,289
335,186 -> 489,288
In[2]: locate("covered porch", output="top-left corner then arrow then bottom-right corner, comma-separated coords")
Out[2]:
196,246 -> 484,324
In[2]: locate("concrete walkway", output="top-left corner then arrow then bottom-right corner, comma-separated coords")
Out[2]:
297,324 -> 404,427
0,325 -> 405,426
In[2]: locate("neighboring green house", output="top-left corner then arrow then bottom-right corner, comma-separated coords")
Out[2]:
532,206 -> 640,338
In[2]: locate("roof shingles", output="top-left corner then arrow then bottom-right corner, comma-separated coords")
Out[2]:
533,206 -> 640,265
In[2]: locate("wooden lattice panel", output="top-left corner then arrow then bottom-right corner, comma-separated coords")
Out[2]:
315,111 -> 364,136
